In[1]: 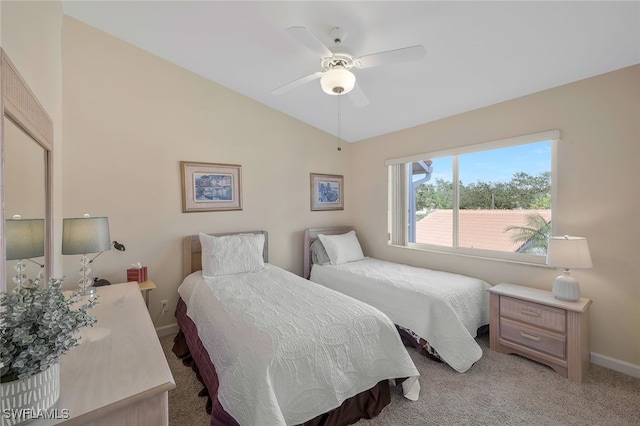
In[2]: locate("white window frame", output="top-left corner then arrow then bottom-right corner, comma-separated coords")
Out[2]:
386,130 -> 559,265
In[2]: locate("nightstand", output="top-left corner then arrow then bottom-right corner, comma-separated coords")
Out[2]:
135,279 -> 156,308
488,283 -> 592,383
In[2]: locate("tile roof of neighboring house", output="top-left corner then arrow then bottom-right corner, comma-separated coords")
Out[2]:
415,209 -> 551,252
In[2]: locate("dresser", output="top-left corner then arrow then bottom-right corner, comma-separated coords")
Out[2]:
488,283 -> 592,383
32,282 -> 175,425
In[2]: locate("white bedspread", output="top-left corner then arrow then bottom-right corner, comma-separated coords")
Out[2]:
310,258 -> 491,373
178,265 -> 420,426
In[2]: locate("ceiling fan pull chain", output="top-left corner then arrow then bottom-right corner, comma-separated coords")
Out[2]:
337,96 -> 342,151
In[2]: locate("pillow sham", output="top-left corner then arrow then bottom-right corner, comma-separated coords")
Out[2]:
200,232 -> 265,277
310,239 -> 331,265
318,231 -> 365,265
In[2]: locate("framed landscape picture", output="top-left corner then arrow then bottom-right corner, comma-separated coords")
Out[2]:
310,173 -> 344,211
181,161 -> 242,212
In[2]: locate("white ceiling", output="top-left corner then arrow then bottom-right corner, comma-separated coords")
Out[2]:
61,1 -> 640,143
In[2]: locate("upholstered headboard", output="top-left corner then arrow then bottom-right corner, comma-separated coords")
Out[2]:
303,226 -> 353,279
183,231 -> 269,278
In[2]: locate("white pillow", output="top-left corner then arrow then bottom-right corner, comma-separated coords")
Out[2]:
318,231 -> 365,265
200,232 -> 265,277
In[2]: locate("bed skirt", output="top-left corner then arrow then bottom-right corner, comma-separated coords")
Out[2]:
172,297 -> 394,426
396,324 -> 490,365
396,326 -> 444,362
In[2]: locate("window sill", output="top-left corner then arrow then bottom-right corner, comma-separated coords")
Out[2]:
388,242 -> 554,269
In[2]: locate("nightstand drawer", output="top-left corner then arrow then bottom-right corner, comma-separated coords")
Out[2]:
500,296 -> 566,333
500,318 -> 566,359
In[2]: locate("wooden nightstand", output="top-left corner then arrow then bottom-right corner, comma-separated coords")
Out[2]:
488,283 -> 592,383
136,279 -> 156,308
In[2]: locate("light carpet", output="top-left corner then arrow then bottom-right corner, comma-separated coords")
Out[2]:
159,333 -> 640,425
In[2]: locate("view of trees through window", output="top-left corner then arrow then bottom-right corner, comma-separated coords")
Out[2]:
415,171 -> 551,212
409,140 -> 553,256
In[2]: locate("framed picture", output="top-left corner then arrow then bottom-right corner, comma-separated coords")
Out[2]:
310,173 -> 344,211
181,161 -> 242,212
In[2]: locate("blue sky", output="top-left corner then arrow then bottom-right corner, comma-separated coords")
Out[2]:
418,141 -> 552,184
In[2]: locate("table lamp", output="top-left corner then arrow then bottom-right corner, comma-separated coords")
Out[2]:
62,214 -> 111,295
5,215 -> 45,287
546,235 -> 592,301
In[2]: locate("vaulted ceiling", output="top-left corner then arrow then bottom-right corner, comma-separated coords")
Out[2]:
62,1 -> 640,142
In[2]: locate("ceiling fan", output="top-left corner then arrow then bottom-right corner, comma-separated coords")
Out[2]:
271,26 -> 427,107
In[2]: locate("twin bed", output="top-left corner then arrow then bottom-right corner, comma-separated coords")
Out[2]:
173,227 -> 490,425
173,231 -> 419,426
304,226 -> 491,373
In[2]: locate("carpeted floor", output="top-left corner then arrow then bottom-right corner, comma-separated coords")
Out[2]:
159,333 -> 640,426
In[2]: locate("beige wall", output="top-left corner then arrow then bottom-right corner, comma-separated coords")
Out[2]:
1,1 -> 62,120
349,65 -> 640,368
61,17 -> 350,327
1,0 -> 64,280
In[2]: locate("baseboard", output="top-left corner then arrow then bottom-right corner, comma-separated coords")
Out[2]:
156,322 -> 179,337
591,351 -> 640,378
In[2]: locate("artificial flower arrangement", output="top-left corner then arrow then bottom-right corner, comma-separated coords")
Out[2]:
0,276 -> 98,383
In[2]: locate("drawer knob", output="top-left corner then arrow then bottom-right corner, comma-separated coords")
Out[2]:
520,332 -> 541,342
520,309 -> 541,317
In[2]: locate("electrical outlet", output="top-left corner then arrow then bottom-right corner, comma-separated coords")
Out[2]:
160,300 -> 168,311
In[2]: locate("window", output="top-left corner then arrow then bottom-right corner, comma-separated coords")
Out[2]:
387,130 -> 557,264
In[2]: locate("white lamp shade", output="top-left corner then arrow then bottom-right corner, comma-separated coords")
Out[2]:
320,67 -> 356,95
62,217 -> 111,255
546,236 -> 592,269
5,218 -> 45,260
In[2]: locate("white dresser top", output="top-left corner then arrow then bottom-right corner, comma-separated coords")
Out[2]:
32,282 -> 175,425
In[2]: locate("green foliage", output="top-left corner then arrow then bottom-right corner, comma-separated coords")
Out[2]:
0,277 -> 98,382
415,171 -> 551,211
504,212 -> 552,254
530,194 -> 552,209
415,178 -> 453,210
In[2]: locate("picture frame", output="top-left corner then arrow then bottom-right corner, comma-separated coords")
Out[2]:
181,161 -> 242,212
310,173 -> 344,211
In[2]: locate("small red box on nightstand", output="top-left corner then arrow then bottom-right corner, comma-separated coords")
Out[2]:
127,266 -> 147,283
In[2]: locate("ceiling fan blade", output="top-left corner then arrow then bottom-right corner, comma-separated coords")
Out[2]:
271,71 -> 323,95
348,82 -> 369,108
353,45 -> 427,69
286,26 -> 333,58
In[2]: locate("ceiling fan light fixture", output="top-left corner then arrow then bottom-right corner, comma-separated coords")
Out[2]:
320,66 -> 355,95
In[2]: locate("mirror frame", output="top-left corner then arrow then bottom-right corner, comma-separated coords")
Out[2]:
1,48 -> 54,291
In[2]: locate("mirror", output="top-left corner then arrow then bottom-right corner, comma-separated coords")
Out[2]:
4,117 -> 47,288
1,49 -> 54,291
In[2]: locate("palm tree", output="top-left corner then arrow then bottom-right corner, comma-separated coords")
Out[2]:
504,212 -> 551,254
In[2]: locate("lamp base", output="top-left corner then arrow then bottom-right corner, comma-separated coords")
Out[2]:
552,272 -> 581,301
80,286 -> 96,296
78,254 -> 96,296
